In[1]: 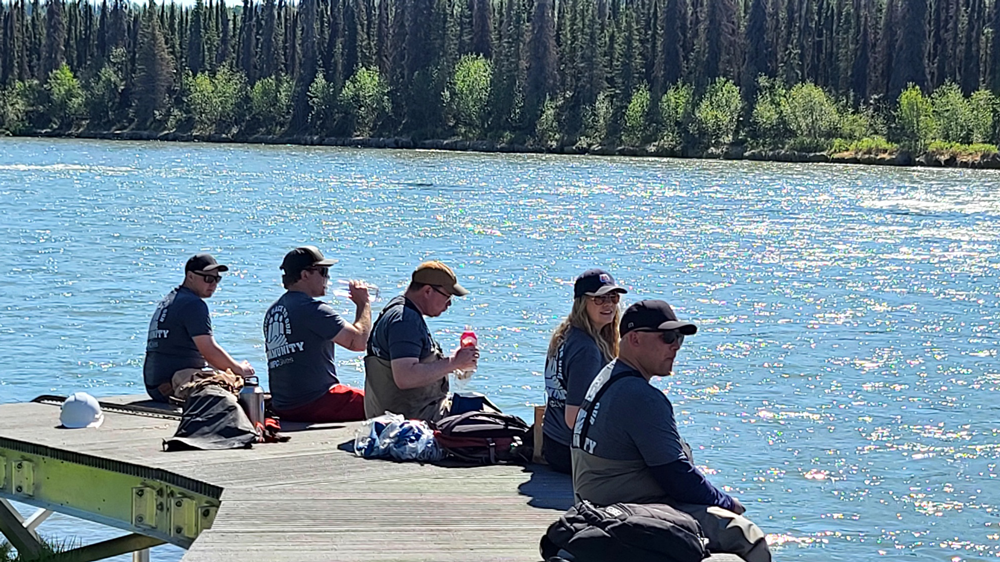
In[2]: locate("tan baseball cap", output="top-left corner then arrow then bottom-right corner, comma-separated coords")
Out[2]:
412,261 -> 470,296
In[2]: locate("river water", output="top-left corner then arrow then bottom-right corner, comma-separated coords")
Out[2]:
1,137 -> 999,561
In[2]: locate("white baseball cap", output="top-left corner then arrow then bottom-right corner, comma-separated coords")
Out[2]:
60,392 -> 105,429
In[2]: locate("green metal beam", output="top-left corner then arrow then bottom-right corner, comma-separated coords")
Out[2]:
45,534 -> 166,562
1,437 -> 221,549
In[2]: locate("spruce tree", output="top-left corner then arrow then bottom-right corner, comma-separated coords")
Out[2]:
470,0 -> 491,58
238,0 -> 255,81
525,0 -> 557,121
133,0 -> 173,125
889,0 -> 928,99
216,0 -> 230,66
960,0 -> 983,95
656,0 -> 684,93
991,0 -> 1000,92
850,0 -> 870,101
187,0 -> 205,75
741,0 -> 770,102
260,0 -> 277,78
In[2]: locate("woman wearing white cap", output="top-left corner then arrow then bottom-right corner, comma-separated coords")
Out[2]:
541,269 -> 626,473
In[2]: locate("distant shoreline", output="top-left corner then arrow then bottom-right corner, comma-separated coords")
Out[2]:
7,129 -> 1000,170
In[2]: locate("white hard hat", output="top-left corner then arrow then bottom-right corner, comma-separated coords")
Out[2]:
60,392 -> 105,429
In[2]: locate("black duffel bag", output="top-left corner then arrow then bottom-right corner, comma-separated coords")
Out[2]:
540,500 -> 709,562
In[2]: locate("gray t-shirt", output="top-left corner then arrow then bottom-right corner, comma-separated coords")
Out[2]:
543,326 -> 608,446
264,291 -> 347,411
364,296 -> 449,421
571,359 -> 689,505
367,296 -> 436,361
143,286 -> 211,391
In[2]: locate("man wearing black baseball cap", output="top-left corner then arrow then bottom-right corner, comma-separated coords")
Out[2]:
570,300 -> 771,562
264,246 -> 373,422
143,254 -> 255,402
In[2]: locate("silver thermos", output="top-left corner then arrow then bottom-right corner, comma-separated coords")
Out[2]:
238,376 -> 265,428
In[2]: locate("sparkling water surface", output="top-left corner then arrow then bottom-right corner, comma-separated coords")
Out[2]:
1,137 -> 999,561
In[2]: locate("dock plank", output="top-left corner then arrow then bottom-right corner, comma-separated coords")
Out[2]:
0,399 -> 744,562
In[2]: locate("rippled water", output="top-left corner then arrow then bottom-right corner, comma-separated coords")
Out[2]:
2,137 -> 999,561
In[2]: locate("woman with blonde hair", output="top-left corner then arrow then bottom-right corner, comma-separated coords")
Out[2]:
542,269 -> 626,473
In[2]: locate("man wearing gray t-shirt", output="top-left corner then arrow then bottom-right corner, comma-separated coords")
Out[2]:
364,261 -> 479,421
264,246 -> 372,422
572,300 -> 771,562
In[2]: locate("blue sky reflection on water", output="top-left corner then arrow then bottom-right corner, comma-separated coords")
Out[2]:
1,137 -> 999,561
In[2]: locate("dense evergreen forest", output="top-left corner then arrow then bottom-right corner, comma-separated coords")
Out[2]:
2,0 -> 1000,159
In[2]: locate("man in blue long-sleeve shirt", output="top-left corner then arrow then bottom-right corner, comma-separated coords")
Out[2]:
571,299 -> 771,562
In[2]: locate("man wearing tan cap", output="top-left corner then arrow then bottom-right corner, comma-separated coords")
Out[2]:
363,261 -> 479,421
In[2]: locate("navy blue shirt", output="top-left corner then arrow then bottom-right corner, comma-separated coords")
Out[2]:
543,327 -> 608,446
264,291 -> 347,411
143,286 -> 212,391
573,359 -> 686,466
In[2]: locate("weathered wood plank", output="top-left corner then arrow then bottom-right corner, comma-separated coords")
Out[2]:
0,398 -> 745,562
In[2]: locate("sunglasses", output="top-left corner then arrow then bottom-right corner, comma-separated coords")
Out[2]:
638,329 -> 685,346
195,272 -> 222,284
307,267 -> 330,278
430,285 -> 452,300
590,293 -> 621,306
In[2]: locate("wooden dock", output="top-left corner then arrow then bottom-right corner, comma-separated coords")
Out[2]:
0,395 -> 741,561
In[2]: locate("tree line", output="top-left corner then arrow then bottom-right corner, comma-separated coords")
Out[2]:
2,0 -> 1000,156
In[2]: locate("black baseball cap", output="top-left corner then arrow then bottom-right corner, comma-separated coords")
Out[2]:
620,300 -> 698,336
185,253 -> 229,273
280,246 -> 337,276
574,269 -> 627,299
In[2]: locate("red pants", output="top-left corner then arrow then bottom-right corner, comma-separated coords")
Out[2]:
275,384 -> 366,423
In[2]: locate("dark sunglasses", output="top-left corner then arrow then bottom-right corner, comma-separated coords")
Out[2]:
590,293 -> 621,306
195,272 -> 222,284
306,267 -> 330,278
638,329 -> 685,345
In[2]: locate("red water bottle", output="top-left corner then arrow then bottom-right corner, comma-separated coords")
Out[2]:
457,329 -> 478,383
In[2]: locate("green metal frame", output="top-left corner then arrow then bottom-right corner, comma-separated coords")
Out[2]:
0,436 -> 222,552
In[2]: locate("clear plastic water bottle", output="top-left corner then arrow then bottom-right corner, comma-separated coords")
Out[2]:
453,328 -> 477,393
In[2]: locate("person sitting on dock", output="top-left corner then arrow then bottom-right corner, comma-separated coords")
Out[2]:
264,246 -> 372,423
542,268 -> 626,474
144,253 -> 255,403
571,300 -> 771,562
363,261 -> 479,422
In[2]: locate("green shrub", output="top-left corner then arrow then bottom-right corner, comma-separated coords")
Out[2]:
830,136 -> 898,155
248,75 -> 292,134
783,82 -> 840,147
926,140 -> 998,158
659,82 -> 694,148
0,84 -> 29,134
308,72 -> 339,133
579,91 -> 613,147
968,89 -> 998,145
930,82 -> 971,143
749,76 -> 790,148
693,77 -> 742,148
185,66 -> 247,132
622,83 -> 651,146
895,84 -> 936,152
339,67 -> 390,137
534,95 -> 560,146
449,54 -> 492,139
46,64 -> 85,128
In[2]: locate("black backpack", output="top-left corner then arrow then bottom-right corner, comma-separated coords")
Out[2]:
432,410 -> 531,464
540,500 -> 709,562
